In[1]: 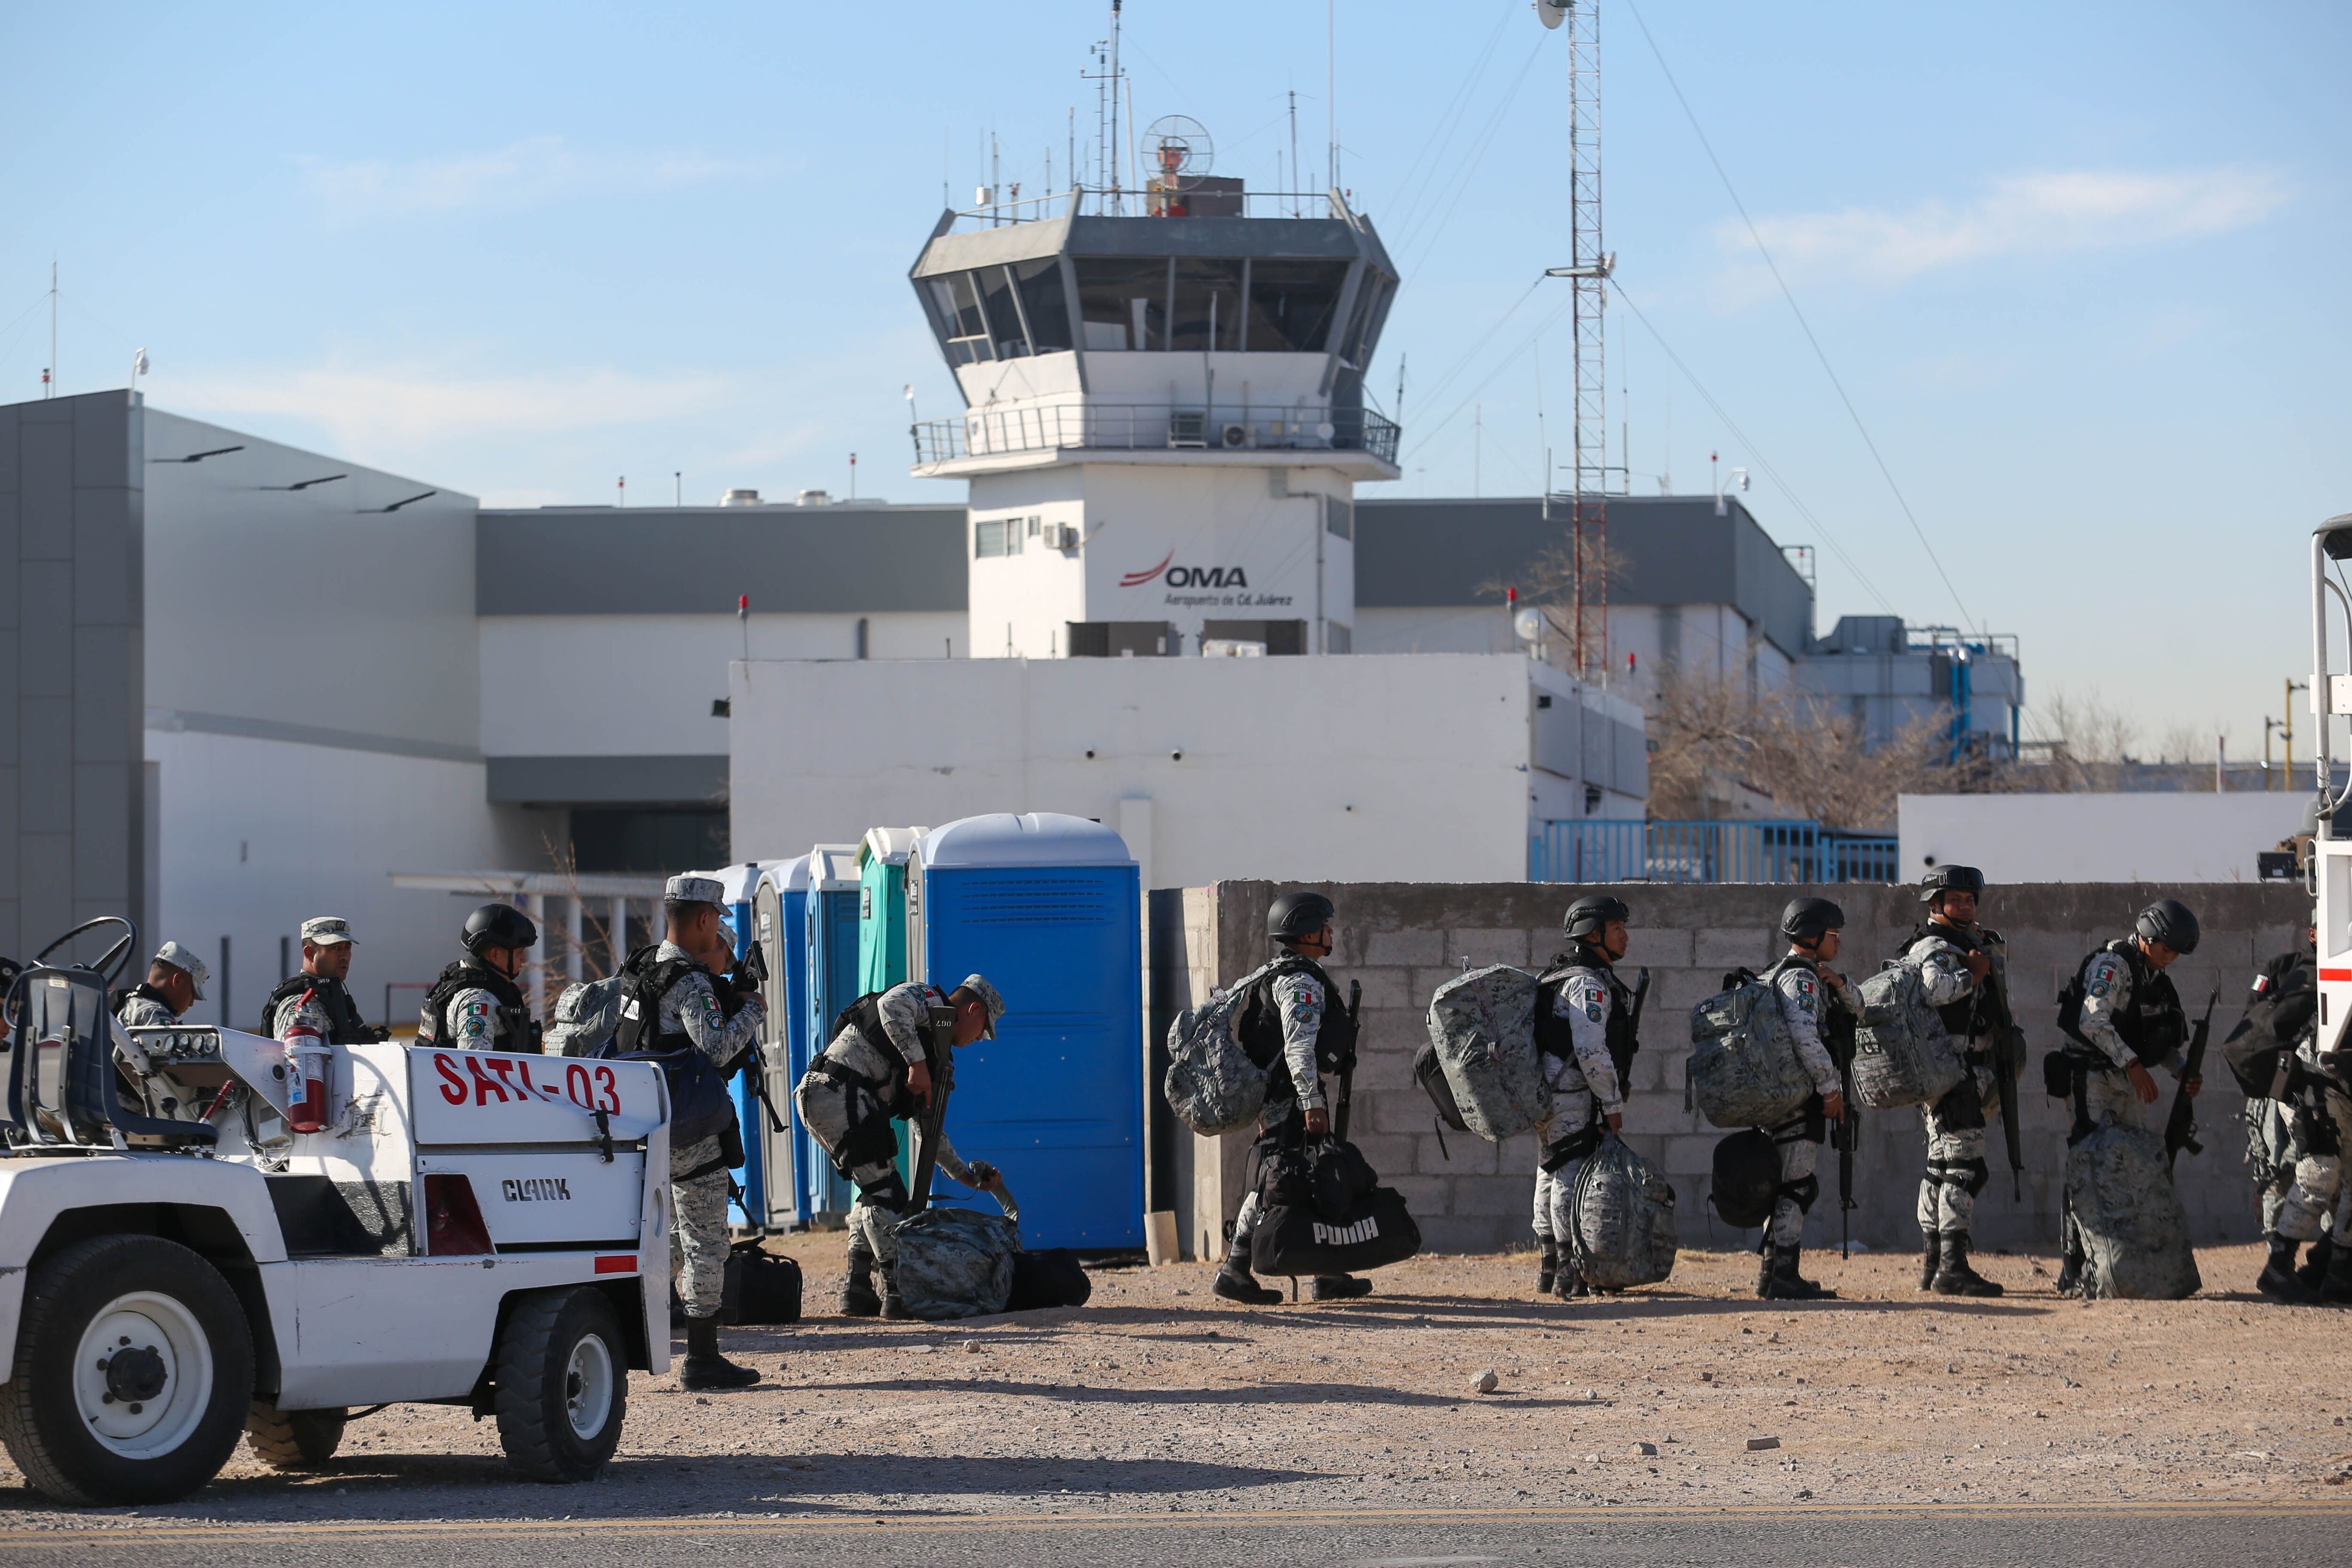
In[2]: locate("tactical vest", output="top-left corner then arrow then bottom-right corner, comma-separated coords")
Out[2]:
2058,938 -> 2185,1067
1539,946 -> 1639,1087
826,987 -> 951,1119
418,959 -> 536,1053
261,974 -> 373,1044
1906,921 -> 1988,1039
603,944 -> 738,1146
115,981 -> 178,1023
1236,954 -> 1359,1104
1764,951 -> 1855,1069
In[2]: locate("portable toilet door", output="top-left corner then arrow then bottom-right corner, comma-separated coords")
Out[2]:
801,845 -> 863,1219
752,856 -> 810,1230
909,812 -> 1143,1251
713,863 -> 773,1230
855,826 -> 927,1186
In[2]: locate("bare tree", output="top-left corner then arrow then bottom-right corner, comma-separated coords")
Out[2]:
1645,672 -> 1961,830
1480,536 -> 1636,674
2026,688 -> 2141,792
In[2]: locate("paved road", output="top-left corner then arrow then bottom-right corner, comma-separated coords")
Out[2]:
1,1500 -> 2342,1567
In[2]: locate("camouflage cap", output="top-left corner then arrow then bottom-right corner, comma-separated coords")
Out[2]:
152,940 -> 210,1000
955,974 -> 1006,1038
664,874 -> 725,906
300,916 -> 354,947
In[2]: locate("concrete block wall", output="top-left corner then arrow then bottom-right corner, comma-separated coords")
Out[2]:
1152,879 -> 2307,1258
1,392 -> 148,963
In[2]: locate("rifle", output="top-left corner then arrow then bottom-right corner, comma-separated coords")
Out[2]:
1628,965 -> 1652,1044
1827,985 -> 1860,1259
905,1003 -> 958,1211
2164,988 -> 2220,1172
722,940 -> 786,1134
1333,980 -> 1362,1141
1976,933 -> 2029,1200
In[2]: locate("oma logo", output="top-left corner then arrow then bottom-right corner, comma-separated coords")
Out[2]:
1118,551 -> 1250,589
1311,1216 -> 1381,1247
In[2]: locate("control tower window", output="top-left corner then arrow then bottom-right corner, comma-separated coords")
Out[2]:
1074,257 -> 1169,351
975,267 -> 1030,359
1170,259 -> 1245,352
1337,272 -> 1394,369
928,271 -> 995,365
1011,258 -> 1073,353
1243,260 -> 1348,353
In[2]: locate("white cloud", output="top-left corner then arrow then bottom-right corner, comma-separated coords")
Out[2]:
152,363 -> 742,449
1713,167 -> 2289,301
296,135 -> 765,220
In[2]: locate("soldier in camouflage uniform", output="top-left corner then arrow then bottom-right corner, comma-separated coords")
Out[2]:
1531,895 -> 1635,1299
796,973 -> 1007,1317
263,917 -> 380,1047
415,903 -> 540,1053
1214,891 -> 1368,1305
2054,898 -> 2203,1296
2238,930 -> 2352,1302
116,940 -> 210,1028
634,875 -> 771,1389
1901,865 -> 2006,1297
1756,898 -> 1852,1301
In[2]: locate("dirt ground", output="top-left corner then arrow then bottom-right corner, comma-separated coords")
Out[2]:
6,1235 -> 2350,1529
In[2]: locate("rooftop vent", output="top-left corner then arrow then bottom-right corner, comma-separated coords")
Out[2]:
719,488 -> 763,507
795,489 -> 831,506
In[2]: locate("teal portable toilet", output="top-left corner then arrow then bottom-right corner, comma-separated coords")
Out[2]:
800,845 -> 862,1220
855,826 -> 926,995
908,813 -> 1143,1250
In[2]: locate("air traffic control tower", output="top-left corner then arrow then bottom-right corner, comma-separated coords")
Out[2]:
908,171 -> 1399,660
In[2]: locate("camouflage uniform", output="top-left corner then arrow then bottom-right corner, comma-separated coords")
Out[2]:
424,980 -> 531,1051
2071,949 -> 2179,1134
649,939 -> 766,1318
1764,956 -> 1845,1247
805,980 -> 982,1274
1906,924 -> 2002,1238
1531,960 -> 1629,1284
115,987 -> 180,1028
1229,964 -> 1328,1256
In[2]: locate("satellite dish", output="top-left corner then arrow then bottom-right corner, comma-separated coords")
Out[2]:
1513,607 -> 1544,644
1536,0 -> 1570,29
1143,115 -> 1214,182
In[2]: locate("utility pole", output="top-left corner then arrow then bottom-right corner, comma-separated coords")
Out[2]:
47,259 -> 57,398
1539,0 -> 1611,684
2287,678 -> 2309,793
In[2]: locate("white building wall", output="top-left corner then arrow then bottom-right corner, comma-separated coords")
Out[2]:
730,654 -> 1559,887
477,612 -> 965,757
149,728 -> 541,1031
1899,791 -> 2310,885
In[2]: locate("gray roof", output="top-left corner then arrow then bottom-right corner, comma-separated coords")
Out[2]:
1353,495 -> 1815,658
476,502 -> 968,615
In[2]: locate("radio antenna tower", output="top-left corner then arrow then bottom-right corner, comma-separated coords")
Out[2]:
1537,0 -> 1612,683
1084,2 -> 1128,214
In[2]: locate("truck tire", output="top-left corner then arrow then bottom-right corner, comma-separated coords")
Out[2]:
0,1234 -> 254,1506
493,1288 -> 627,1482
244,1401 -> 346,1469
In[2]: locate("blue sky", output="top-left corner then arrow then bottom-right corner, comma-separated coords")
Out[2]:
5,1 -> 2344,753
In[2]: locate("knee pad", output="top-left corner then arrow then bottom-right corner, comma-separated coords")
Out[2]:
1778,1174 -> 1820,1213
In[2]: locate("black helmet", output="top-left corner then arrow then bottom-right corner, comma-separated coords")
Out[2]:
1563,895 -> 1631,940
2135,898 -> 2200,955
1920,864 -> 1986,903
1780,896 -> 1845,943
1268,891 -> 1336,941
1710,1129 -> 1780,1229
462,902 -> 539,958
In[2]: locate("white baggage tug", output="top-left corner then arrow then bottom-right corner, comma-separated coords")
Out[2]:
0,917 -> 671,1506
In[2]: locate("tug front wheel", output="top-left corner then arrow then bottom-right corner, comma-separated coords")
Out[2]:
0,1235 -> 254,1506
493,1287 -> 627,1482
244,1401 -> 347,1469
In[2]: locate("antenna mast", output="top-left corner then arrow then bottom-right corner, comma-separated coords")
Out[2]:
1083,3 -> 1127,215
1539,0 -> 1611,684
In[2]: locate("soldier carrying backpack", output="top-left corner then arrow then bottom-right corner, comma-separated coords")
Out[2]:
1529,895 -> 1641,1300
1211,891 -> 1367,1306
1750,898 -> 1854,1302
1898,866 -> 2009,1298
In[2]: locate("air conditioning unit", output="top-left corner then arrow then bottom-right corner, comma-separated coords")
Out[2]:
1167,410 -> 1207,448
1219,422 -> 1250,449
1041,522 -> 1077,550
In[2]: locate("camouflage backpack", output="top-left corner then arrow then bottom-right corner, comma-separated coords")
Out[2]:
2064,1122 -> 2200,1301
1850,961 -> 1965,1110
1685,968 -> 1815,1130
1568,1136 -> 1679,1291
1162,966 -> 1274,1136
546,975 -> 628,1058
1422,965 -> 1555,1141
888,1204 -> 1021,1321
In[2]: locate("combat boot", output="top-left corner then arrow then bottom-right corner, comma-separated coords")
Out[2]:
2320,1238 -> 2352,1304
1536,1240 -> 1558,1297
1931,1232 -> 2004,1297
1754,1247 -> 1774,1300
839,1238 -> 881,1318
2055,1236 -> 2085,1297
1555,1262 -> 1589,1300
680,1315 -> 762,1391
1311,1274 -> 1373,1301
2257,1235 -> 2320,1303
1918,1233 -> 1943,1291
2295,1234 -> 2334,1294
1761,1242 -> 1835,1301
1212,1243 -> 1282,1305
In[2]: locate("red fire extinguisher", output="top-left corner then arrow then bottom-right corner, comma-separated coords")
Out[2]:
284,989 -> 331,1134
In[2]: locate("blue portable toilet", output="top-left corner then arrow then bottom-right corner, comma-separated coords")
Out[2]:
800,844 -> 863,1220
748,857 -> 810,1229
908,812 -> 1143,1251
706,862 -> 789,1230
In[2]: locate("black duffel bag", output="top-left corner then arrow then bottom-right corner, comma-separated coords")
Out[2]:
1248,1135 -> 1421,1277
1008,1247 -> 1094,1310
721,1239 -> 803,1326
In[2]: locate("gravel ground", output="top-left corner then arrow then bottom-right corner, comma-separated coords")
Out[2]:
5,1234 -> 2349,1531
